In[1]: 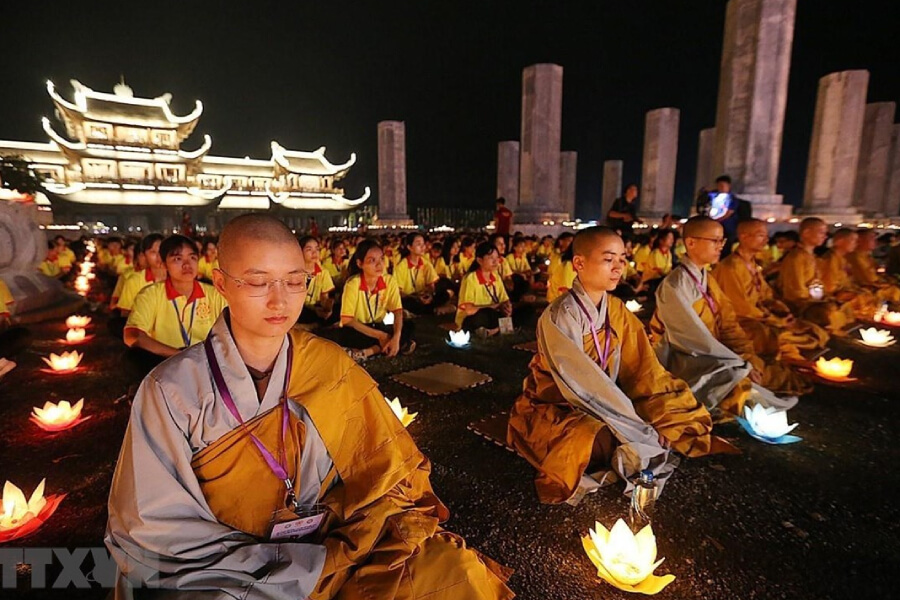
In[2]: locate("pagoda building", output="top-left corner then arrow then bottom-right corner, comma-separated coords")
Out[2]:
0,79 -> 369,231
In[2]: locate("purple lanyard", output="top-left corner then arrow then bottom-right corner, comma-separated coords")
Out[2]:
571,293 -> 613,372
203,336 -> 297,506
680,264 -> 718,315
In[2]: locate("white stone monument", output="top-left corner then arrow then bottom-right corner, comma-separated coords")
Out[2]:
695,127 -> 717,194
559,151 -> 577,220
640,108 -> 680,219
497,141 -> 520,207
854,102 -> 896,216
601,160 -> 623,224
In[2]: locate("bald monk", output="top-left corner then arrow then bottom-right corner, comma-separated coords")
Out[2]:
712,219 -> 829,363
106,214 -> 513,599
777,217 -> 855,334
845,228 -> 900,306
819,228 -> 886,320
651,217 -> 802,419
507,227 -> 734,505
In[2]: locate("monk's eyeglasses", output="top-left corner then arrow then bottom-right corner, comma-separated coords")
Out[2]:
688,236 -> 726,246
217,268 -> 311,297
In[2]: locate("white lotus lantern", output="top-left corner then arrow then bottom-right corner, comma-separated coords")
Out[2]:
737,404 -> 800,444
814,356 -> 853,381
66,315 -> 91,329
625,299 -> 643,313
582,519 -> 674,594
382,312 -> 395,325
447,330 -> 471,348
66,328 -> 86,343
41,350 -> 83,374
0,479 -> 65,543
859,327 -> 895,348
30,399 -> 90,432
386,397 -> 417,427
881,311 -> 900,326
74,276 -> 90,295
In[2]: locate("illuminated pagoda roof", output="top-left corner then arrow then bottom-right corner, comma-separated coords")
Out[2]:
47,79 -> 202,141
271,142 -> 356,179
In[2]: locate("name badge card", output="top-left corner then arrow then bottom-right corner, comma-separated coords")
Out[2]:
270,504 -> 326,541
498,317 -> 514,335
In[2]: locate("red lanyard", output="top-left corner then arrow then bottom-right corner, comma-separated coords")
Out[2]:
570,293 -> 613,372
680,264 -> 718,315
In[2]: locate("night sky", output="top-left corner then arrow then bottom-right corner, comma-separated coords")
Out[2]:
1,0 -> 898,219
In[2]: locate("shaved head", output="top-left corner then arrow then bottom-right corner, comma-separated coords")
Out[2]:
682,216 -> 719,239
218,214 -> 300,271
831,228 -> 856,242
737,218 -> 766,237
799,217 -> 825,233
572,226 -> 621,257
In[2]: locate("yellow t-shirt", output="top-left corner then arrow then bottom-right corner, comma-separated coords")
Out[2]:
393,256 -> 439,296
633,245 -> 651,273
547,260 -> 576,302
642,249 -> 673,279
456,270 -> 509,327
506,254 -> 531,276
198,256 -> 219,281
38,259 -> 62,278
126,279 -> 227,349
0,278 -> 14,316
103,253 -> 126,274
497,256 -> 513,280
340,274 -> 402,325
433,257 -> 452,279
117,269 -> 158,312
304,265 -> 336,307
322,256 -> 349,283
57,248 -> 76,269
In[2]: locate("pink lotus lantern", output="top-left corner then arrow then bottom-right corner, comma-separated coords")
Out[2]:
881,311 -> 900,326
41,350 -> 83,374
0,479 -> 66,543
66,315 -> 92,329
30,399 -> 90,432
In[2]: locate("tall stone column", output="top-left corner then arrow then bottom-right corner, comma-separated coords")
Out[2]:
518,63 -> 566,223
854,102 -> 896,216
884,125 -> 900,218
377,121 -> 411,224
496,141 -> 520,207
695,127 -> 716,193
802,70 -> 869,217
713,0 -> 796,219
601,160 -> 623,223
559,152 -> 577,220
640,108 -> 680,219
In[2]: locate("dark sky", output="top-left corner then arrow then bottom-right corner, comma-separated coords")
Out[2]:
1,1 -> 898,218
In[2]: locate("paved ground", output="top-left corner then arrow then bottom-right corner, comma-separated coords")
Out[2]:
1,288 -> 897,599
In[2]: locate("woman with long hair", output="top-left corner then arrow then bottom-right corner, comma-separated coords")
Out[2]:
322,238 -> 350,288
639,229 -> 675,292
456,242 -> 513,337
394,231 -> 441,314
547,242 -> 576,302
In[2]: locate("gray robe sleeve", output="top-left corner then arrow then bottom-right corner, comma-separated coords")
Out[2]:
104,374 -> 326,600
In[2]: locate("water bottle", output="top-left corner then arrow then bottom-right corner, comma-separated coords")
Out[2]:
629,470 -> 657,532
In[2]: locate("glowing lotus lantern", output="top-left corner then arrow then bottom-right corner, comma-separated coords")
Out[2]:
881,311 -> 900,326
814,356 -> 854,381
41,350 -> 83,374
386,397 -> 417,427
447,330 -> 471,348
859,327 -> 896,348
0,479 -> 66,543
66,328 -> 86,343
736,404 -> 801,444
625,299 -> 643,313
74,276 -> 90,295
382,312 -> 395,325
30,398 -> 90,432
582,519 -> 674,594
66,315 -> 91,329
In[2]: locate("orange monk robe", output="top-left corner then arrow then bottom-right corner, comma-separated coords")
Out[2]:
712,252 -> 829,361
846,250 -> 900,305
508,280 -> 729,505
777,247 -> 856,333
819,250 -> 882,320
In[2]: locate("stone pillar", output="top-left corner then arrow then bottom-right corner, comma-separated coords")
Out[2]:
496,141 -> 520,208
640,108 -> 680,219
695,127 -> 716,193
518,63 -> 566,223
802,70 -> 869,217
601,160 -> 623,223
884,125 -> 900,218
713,0 -> 796,219
559,152 -> 577,220
377,120 -> 411,224
854,102 -> 896,216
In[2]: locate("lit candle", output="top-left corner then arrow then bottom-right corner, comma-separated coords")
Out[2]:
582,519 -> 674,594
30,399 -> 89,432
881,311 -> 900,326
0,479 -> 65,543
41,351 -> 83,374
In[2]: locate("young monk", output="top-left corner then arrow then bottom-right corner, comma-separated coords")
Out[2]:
650,217 -> 802,418
820,229 -> 894,319
124,234 -> 227,358
393,231 -> 441,314
296,235 -> 336,328
507,226 -> 733,505
106,214 -> 513,599
456,242 -> 513,336
846,228 -> 900,304
712,219 -> 829,362
777,217 -> 855,334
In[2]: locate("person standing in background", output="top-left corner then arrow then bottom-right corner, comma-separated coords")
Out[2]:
494,197 -> 513,237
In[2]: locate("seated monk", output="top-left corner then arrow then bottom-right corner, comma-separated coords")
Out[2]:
650,217 -> 803,418
106,214 -> 513,600
777,217 -> 855,334
819,228 -> 886,321
507,226 -> 735,506
712,219 -> 829,363
845,228 -> 900,307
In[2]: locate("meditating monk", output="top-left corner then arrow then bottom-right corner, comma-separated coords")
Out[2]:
507,226 -> 734,506
106,214 -> 513,600
818,228 -> 887,321
845,229 -> 900,305
712,219 -> 829,363
650,217 -> 802,417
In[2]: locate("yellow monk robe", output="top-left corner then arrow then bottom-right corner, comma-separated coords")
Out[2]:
508,280 -> 732,505
106,317 -> 513,599
712,252 -> 829,361
819,250 -> 882,320
777,247 -> 855,333
846,249 -> 900,305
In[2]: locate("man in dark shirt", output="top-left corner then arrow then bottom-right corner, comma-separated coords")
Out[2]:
494,197 -> 513,237
606,183 -> 640,236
